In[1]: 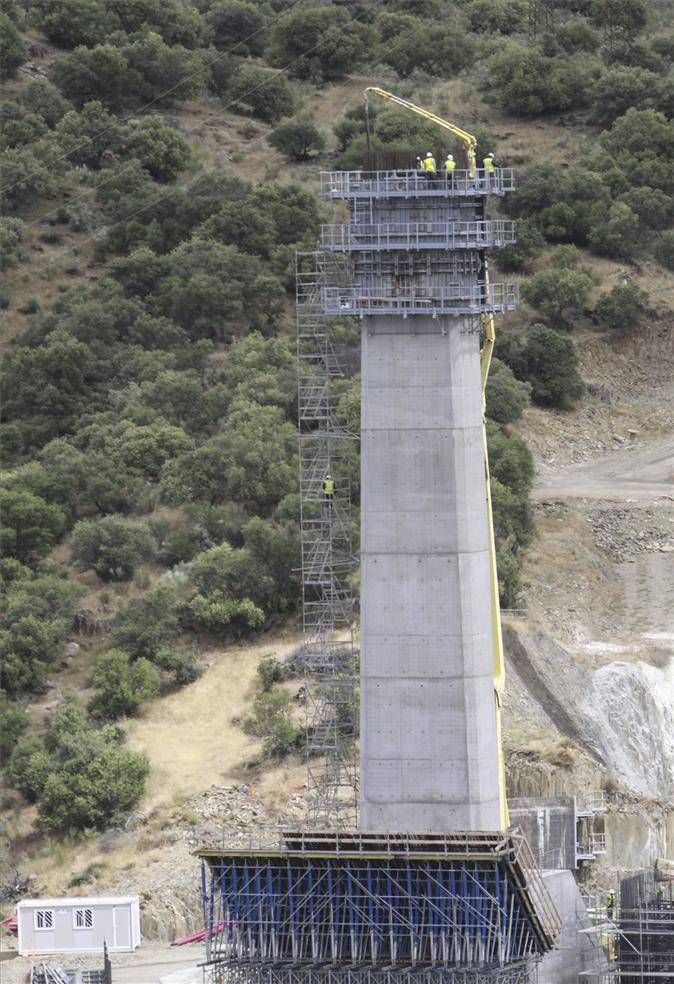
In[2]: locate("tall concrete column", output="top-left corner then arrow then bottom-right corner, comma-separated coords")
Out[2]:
359,317 -> 501,832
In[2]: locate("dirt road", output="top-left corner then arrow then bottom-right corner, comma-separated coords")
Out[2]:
532,437 -> 674,502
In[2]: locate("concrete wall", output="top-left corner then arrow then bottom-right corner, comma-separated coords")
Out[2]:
359,318 -> 501,832
538,870 -> 609,983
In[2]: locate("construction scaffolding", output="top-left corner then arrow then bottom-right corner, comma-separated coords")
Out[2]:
580,869 -> 674,982
296,253 -> 358,828
199,831 -> 560,984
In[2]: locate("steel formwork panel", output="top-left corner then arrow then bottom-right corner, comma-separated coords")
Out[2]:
203,962 -> 538,984
320,221 -> 516,252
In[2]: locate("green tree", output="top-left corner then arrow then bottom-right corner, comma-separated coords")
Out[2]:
6,734 -> 51,802
70,516 -> 155,581
595,282 -> 648,332
52,44 -> 138,111
19,80 -> 72,127
0,12 -> 26,80
0,571 -> 82,694
55,101 -> 122,168
522,267 -> 594,328
588,202 -> 639,258
206,0 -> 266,54
496,218 -> 545,272
0,147 -> 56,210
486,358 -> 531,424
0,217 -> 24,269
518,324 -> 585,408
267,7 -> 371,81
590,0 -> 647,54
656,230 -> 674,270
162,399 -> 297,509
0,690 -> 29,762
268,121 -> 325,161
123,117 -> 191,181
380,21 -> 474,78
590,66 -> 663,125
486,43 -> 597,114
32,0 -> 119,47
112,586 -> 181,660
0,489 -> 66,563
123,31 -> 208,105
227,64 -> 294,124
89,649 -> 159,718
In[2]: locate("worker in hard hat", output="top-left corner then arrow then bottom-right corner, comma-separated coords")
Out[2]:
423,151 -> 436,180
322,473 -> 335,510
483,152 -> 496,188
444,154 -> 456,187
416,156 -> 424,173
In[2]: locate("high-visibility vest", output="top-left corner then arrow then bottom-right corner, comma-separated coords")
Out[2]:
445,159 -> 456,174
323,479 -> 335,495
423,156 -> 436,172
483,156 -> 495,173
416,159 -> 424,172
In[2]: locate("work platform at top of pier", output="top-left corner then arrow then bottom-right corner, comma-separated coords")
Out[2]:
320,169 -> 515,200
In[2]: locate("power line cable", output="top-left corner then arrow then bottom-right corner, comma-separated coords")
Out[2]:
0,0 -> 310,200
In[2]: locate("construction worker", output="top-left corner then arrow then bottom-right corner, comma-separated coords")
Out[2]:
483,152 -> 496,188
607,890 -> 615,920
423,151 -> 436,180
444,154 -> 456,186
416,155 -> 424,174
322,473 -> 335,510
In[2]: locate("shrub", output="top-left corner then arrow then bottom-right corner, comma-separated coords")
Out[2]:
595,283 -> 648,332
123,117 -> 191,181
89,649 -> 159,719
55,101 -> 122,169
486,43 -> 597,114
227,64 -> 295,124
206,0 -> 266,54
112,586 -> 181,660
486,358 -> 531,424
268,122 -> 325,161
496,218 -> 545,272
19,80 -> 71,127
243,688 -> 302,757
521,267 -> 594,328
70,516 -> 155,581
258,655 -> 284,691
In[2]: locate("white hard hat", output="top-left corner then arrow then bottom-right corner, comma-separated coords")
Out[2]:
487,152 -> 495,157
446,154 -> 454,160
426,151 -> 433,156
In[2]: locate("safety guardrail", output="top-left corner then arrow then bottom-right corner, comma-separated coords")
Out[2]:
315,282 -> 518,316
320,168 -> 515,198
320,219 -> 516,251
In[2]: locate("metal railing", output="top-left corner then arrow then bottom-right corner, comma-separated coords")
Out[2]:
320,219 -> 516,251
318,282 -> 518,316
320,168 -> 515,199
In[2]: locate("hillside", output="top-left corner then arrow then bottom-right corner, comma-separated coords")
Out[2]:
1,0 -> 673,956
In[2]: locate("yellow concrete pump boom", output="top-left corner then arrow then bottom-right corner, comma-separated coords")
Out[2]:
364,86 -> 508,829
364,87 -> 478,176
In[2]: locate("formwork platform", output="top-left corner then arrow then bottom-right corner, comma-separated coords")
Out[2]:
199,830 -> 561,983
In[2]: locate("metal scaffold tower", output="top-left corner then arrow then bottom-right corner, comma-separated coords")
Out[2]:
296,252 -> 358,828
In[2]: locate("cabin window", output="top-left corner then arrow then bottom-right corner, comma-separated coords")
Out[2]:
74,908 -> 94,929
35,910 -> 54,930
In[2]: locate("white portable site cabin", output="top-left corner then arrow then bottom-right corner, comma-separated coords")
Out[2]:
17,896 -> 141,955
